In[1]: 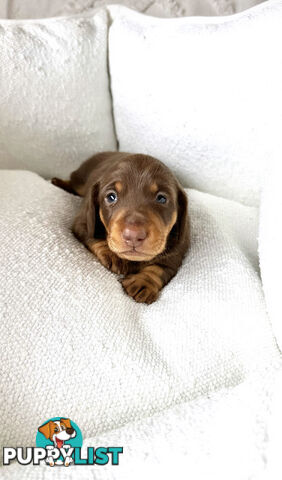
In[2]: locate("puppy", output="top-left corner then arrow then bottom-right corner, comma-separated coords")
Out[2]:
52,152 -> 189,304
38,418 -> 76,466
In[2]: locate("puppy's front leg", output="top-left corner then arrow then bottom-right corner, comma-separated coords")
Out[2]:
122,264 -> 173,304
87,239 -> 128,275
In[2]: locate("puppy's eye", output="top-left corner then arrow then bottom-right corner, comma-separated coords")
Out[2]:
156,193 -> 167,204
61,425 -> 66,430
105,191 -> 118,205
54,428 -> 59,433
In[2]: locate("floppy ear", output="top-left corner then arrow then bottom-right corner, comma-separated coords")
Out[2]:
175,185 -> 189,244
72,183 -> 105,244
38,421 -> 51,439
60,418 -> 72,429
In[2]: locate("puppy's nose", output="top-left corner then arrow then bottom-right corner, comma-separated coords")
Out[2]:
66,427 -> 74,435
122,226 -> 147,247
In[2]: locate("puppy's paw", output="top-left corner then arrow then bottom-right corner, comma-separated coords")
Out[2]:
46,458 -> 55,467
122,273 -> 160,304
89,240 -> 127,275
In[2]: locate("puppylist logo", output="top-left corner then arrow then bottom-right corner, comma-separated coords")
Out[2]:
3,417 -> 123,467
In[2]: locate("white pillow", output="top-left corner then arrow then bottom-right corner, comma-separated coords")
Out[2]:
0,10 -> 116,178
259,159 -> 282,350
0,170 -> 279,447
108,1 -> 282,206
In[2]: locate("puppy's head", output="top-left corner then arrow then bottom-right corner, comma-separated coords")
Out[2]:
38,418 -> 76,448
76,154 -> 188,261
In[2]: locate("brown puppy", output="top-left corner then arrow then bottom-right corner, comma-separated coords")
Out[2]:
52,152 -> 189,304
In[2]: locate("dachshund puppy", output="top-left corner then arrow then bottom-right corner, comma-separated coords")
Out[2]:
52,152 -> 189,304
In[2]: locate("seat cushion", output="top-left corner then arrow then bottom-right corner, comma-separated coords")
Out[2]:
0,9 -> 116,178
108,1 -> 282,206
0,170 -> 279,448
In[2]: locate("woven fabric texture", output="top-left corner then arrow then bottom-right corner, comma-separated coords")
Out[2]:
0,171 -> 279,459
0,9 -> 116,178
109,1 -> 282,206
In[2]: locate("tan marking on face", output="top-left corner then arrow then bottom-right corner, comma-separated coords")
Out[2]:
107,207 -> 176,261
107,208 -> 127,249
115,181 -> 123,193
119,252 -> 155,261
150,183 -> 158,193
107,208 -> 155,260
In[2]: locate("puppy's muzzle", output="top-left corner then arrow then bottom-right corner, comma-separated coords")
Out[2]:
122,226 -> 147,247
122,212 -> 148,248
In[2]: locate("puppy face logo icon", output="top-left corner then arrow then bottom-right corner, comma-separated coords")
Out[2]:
38,418 -> 76,449
37,417 -> 82,467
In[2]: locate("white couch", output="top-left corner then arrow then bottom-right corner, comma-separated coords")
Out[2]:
0,0 -> 266,20
1,2 -> 282,479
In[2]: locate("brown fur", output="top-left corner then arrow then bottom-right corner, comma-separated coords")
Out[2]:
38,418 -> 73,440
52,152 -> 189,304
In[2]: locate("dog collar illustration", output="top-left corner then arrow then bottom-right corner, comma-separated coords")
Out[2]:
38,418 -> 76,466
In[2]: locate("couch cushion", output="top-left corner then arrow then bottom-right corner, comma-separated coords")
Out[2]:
0,169 -> 279,448
259,160 -> 282,351
108,1 -> 282,206
0,10 -> 116,178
